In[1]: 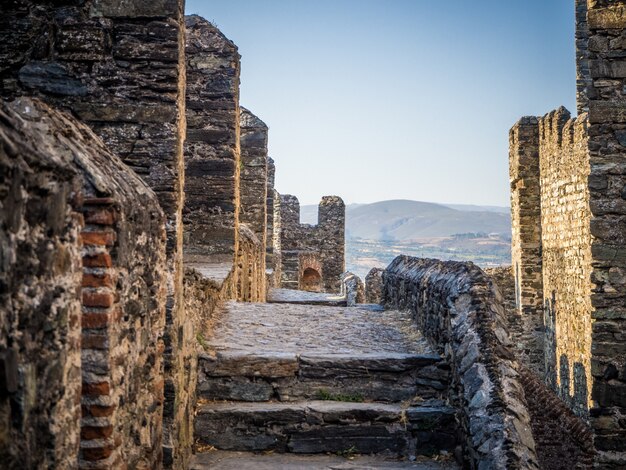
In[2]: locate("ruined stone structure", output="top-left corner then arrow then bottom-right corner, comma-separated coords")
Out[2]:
0,3 -> 335,469
508,1 -> 626,465
279,195 -> 345,292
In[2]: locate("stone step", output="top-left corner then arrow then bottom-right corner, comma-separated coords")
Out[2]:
194,400 -> 457,457
190,451 -> 461,469
198,352 -> 449,403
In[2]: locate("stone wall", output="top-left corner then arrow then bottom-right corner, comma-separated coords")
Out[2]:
383,256 -> 538,470
539,108 -> 592,416
269,188 -> 282,288
239,107 -> 268,297
0,98 -> 167,468
0,99 -> 84,469
184,15 -> 241,263
280,195 -> 345,293
584,1 -> 626,463
365,267 -> 384,304
0,3 -> 189,466
341,272 -> 365,306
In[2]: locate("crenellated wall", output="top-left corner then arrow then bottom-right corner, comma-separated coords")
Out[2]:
184,15 -> 241,263
539,108 -> 592,415
507,2 -> 626,464
280,195 -> 345,292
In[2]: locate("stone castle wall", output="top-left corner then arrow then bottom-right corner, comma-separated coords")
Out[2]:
184,15 -> 241,263
585,1 -> 626,462
280,195 -> 345,292
507,1 -> 626,464
539,108 -> 592,415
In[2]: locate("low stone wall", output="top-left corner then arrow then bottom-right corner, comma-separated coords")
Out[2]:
341,272 -> 365,306
383,256 -> 538,469
365,267 -> 384,304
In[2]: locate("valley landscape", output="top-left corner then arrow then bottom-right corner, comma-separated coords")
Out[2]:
301,200 -> 511,279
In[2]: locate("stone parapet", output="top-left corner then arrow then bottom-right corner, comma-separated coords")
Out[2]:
383,256 -> 539,470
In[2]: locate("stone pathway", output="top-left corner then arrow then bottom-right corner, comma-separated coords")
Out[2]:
268,287 -> 347,306
206,301 -> 433,355
191,451 -> 460,469
193,295 -> 458,467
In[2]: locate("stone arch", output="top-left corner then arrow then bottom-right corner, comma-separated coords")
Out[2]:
301,268 -> 322,292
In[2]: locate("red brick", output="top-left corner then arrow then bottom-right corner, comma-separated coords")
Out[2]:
81,445 -> 114,461
83,253 -> 113,268
82,404 -> 116,418
82,381 -> 110,396
82,312 -> 109,329
84,208 -> 116,226
82,290 -> 114,308
81,425 -> 113,440
82,333 -> 108,350
81,231 -> 116,247
82,273 -> 114,288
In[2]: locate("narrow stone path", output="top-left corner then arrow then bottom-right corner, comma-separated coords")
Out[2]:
192,290 -> 459,468
268,287 -> 347,306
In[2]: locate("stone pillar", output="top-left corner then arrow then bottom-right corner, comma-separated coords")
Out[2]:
184,15 -> 241,263
365,268 -> 384,304
239,107 -> 268,299
318,196 -> 346,292
279,194 -> 302,289
266,158 -> 277,284
584,2 -> 626,464
509,117 -> 545,376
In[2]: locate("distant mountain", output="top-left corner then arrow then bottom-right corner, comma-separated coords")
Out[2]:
299,199 -> 511,241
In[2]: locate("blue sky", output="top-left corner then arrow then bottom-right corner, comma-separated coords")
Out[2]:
186,0 -> 576,206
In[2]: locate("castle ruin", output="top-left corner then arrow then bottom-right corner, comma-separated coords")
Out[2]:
0,1 -> 624,469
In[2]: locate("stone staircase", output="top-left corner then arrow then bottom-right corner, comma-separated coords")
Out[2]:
191,291 -> 460,468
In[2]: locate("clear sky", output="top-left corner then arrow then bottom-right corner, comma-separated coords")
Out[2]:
185,0 -> 576,206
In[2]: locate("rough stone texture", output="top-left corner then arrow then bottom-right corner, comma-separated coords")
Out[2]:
206,301 -> 432,356
341,272 -> 366,306
0,3 -> 188,467
485,266 -> 545,374
577,0 -> 592,114
265,162 -> 281,287
584,2 -> 626,464
280,195 -> 345,293
267,288 -> 346,306
0,99 -> 83,469
195,400 -> 457,457
235,225 -> 265,302
383,256 -> 539,470
184,15 -> 240,263
508,117 -> 545,378
190,452 -> 460,470
239,107 -> 268,297
539,108 -> 593,416
519,367 -> 595,470
0,98 -> 167,469
365,267 -> 385,304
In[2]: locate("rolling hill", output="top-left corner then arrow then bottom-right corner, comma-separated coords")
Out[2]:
300,199 -> 511,241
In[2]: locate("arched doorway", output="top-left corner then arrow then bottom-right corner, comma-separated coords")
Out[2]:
301,267 -> 322,292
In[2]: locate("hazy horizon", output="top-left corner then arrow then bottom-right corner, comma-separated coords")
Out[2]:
186,0 -> 576,206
